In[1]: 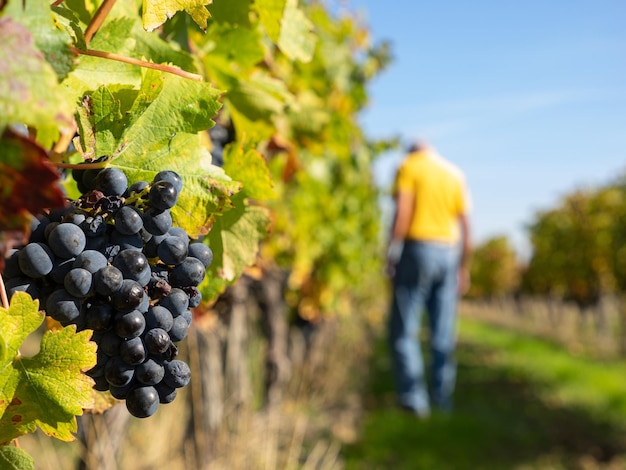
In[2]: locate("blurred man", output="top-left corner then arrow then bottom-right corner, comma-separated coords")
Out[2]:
386,140 -> 472,417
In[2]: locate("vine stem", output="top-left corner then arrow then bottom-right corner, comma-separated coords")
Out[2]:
51,0 -> 65,5
84,0 -> 118,46
71,46 -> 204,82
0,275 -> 9,310
52,161 -> 107,170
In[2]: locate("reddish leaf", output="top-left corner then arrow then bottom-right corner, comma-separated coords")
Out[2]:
0,128 -> 66,271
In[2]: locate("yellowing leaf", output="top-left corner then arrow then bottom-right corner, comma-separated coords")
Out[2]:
0,293 -> 97,444
255,0 -> 285,43
143,0 -> 212,32
203,196 -> 270,300
223,143 -> 276,201
0,18 -> 73,129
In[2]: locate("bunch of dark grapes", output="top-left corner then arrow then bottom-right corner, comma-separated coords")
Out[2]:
2,165 -> 213,418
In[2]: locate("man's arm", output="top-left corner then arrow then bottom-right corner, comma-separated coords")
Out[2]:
457,213 -> 472,295
386,190 -> 414,277
391,190 -> 414,241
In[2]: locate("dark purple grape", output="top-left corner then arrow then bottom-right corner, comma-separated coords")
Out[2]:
169,257 -> 205,287
142,208 -> 172,236
144,328 -> 171,355
64,268 -> 93,298
157,236 -> 188,265
112,250 -> 151,286
85,302 -> 114,331
73,250 -> 108,273
188,242 -> 213,268
99,330 -> 123,357
126,386 -> 159,418
45,289 -> 81,325
18,242 -> 55,278
152,170 -> 182,193
5,277 -> 39,301
3,249 -> 22,279
104,356 -> 135,387
93,266 -> 124,296
92,375 -> 110,391
146,305 -> 174,331
120,337 -> 147,365
158,288 -> 189,316
86,350 -> 109,378
114,309 -> 146,339
168,315 -> 189,342
167,227 -> 188,245
135,358 -> 165,385
29,216 -> 50,243
180,309 -> 192,326
149,181 -> 178,210
155,382 -> 177,404
109,380 -> 136,400
115,206 -> 144,235
110,230 -> 143,251
95,168 -> 128,196
163,360 -> 191,388
111,279 -> 145,312
48,223 -> 86,258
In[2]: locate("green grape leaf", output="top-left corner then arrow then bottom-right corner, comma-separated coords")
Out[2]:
0,445 -> 35,470
203,195 -> 270,300
75,69 -> 241,237
226,75 -> 287,121
208,0 -> 253,25
0,293 -> 97,445
222,143 -> 276,201
278,0 -> 316,62
76,69 -> 220,158
51,5 -> 87,50
62,17 -> 148,99
202,23 -> 265,75
255,0 -> 315,62
255,0 -> 285,43
3,0 -> 75,80
0,18 -> 74,130
143,0 -> 212,32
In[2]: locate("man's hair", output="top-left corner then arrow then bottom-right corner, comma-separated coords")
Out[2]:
407,140 -> 429,153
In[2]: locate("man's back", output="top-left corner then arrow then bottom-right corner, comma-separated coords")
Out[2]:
394,149 -> 469,244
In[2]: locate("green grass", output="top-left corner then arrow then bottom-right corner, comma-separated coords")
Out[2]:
342,316 -> 626,470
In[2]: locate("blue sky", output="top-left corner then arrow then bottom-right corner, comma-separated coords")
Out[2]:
344,0 -> 626,259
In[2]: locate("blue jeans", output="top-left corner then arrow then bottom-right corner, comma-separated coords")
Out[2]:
389,240 -> 460,415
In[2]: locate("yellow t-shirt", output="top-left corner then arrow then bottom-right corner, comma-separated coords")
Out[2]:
393,150 -> 470,243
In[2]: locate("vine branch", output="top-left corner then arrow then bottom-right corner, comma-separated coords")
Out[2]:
84,0 -> 118,46
70,46 -> 204,82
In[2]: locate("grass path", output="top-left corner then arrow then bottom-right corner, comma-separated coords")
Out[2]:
342,316 -> 626,470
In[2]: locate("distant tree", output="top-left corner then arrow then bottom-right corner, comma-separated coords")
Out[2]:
467,236 -> 519,300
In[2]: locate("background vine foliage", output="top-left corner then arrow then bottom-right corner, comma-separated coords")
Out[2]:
0,0 -> 392,468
